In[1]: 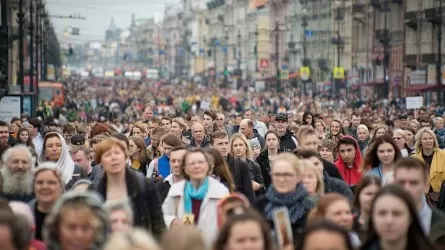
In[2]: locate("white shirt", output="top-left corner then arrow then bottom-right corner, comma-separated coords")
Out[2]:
32,133 -> 44,158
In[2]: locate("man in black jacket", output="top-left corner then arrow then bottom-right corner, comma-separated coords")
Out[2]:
210,131 -> 256,204
274,113 -> 298,152
296,126 -> 343,180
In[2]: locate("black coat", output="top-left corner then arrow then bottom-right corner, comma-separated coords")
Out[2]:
93,167 -> 166,239
323,171 -> 354,201
227,156 -> 256,204
321,159 -> 343,180
256,149 -> 274,189
155,178 -> 171,203
66,165 -> 87,190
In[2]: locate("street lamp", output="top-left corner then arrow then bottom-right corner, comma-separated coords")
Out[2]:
18,0 -> 25,92
302,7 -> 308,93
224,25 -> 229,88
237,28 -> 241,77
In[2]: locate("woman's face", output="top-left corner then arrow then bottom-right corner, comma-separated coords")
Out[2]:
101,145 -> 127,175
45,136 -> 62,162
420,132 -> 435,150
392,132 -> 406,149
225,220 -> 265,250
435,119 -> 444,129
359,184 -> 379,214
128,139 -> 140,156
330,122 -> 341,135
203,114 -> 214,128
410,122 -> 419,132
319,147 -> 334,162
302,169 -> 318,196
252,147 -> 261,158
305,115 -> 313,125
232,138 -> 247,159
11,122 -> 21,133
170,122 -> 182,136
372,194 -> 410,242
325,200 -> 353,230
342,120 -> 350,129
302,230 -> 348,250
377,142 -> 396,165
357,128 -> 368,141
34,170 -> 63,204
185,152 -> 210,181
19,130 -> 29,143
271,160 -> 300,194
109,209 -> 131,232
404,130 -> 414,143
59,207 -> 98,250
375,128 -> 387,137
131,127 -> 143,137
315,122 -> 324,133
265,134 -> 278,150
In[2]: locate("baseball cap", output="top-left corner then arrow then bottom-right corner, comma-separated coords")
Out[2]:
71,134 -> 86,145
275,113 -> 288,122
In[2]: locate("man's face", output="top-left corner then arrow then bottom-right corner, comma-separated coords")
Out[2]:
162,119 -> 172,131
338,144 -> 356,165
212,137 -> 230,157
63,132 -> 75,144
6,148 -> 31,175
395,168 -> 428,207
0,126 -> 9,144
71,151 -> 91,170
148,122 -> 158,135
216,114 -> 225,127
274,120 -> 287,134
170,149 -> 187,176
239,123 -> 252,137
351,115 -> 361,127
192,124 -> 205,142
143,107 -> 153,120
27,124 -> 38,136
235,116 -> 243,125
420,122 -> 431,129
299,134 -> 320,152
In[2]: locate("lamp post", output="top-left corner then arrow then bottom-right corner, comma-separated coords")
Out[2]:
381,0 -> 391,99
274,20 -> 280,90
437,0 -> 443,102
18,0 -> 25,93
302,7 -> 308,93
224,25 -> 229,88
237,28 -> 241,77
254,25 -> 259,74
29,0 -> 34,97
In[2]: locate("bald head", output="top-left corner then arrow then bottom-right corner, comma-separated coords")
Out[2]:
8,201 -> 34,229
239,119 -> 254,138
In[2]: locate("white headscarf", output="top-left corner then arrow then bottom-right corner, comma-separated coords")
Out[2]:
37,132 -> 75,184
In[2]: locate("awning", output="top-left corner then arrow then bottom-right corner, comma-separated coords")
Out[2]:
404,84 -> 445,92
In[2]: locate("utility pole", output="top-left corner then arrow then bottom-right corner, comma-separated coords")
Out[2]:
381,0 -> 391,99
224,26 -> 229,88
437,0 -> 443,102
29,0 -> 34,97
254,26 -> 259,74
237,29 -> 241,76
302,4 -> 308,94
275,21 -> 280,90
18,0 -> 25,93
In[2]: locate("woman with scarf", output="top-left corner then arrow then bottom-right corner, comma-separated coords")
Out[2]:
356,125 -> 370,155
324,119 -> 344,143
255,153 -> 314,249
319,138 -> 337,163
37,132 -> 86,190
412,127 -> 445,205
162,148 -> 229,247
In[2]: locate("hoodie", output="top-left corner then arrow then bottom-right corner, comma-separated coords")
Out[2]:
334,135 -> 363,190
279,130 -> 298,152
189,136 -> 211,148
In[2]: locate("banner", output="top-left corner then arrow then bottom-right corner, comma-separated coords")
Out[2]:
333,67 -> 345,79
300,67 -> 310,81
47,64 -> 55,81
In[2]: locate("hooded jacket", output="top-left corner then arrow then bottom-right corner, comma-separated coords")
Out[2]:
189,135 -> 211,148
334,135 -> 363,190
279,130 -> 298,152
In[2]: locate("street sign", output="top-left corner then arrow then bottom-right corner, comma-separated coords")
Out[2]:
0,96 -> 21,123
333,67 -> 345,79
300,67 -> 310,81
260,58 -> 269,68
280,69 -> 289,80
305,30 -> 314,37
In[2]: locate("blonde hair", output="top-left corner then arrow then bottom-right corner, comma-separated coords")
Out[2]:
272,152 -> 302,175
414,127 -> 439,153
104,229 -> 160,250
161,225 -> 205,250
229,133 -> 254,161
301,163 -> 325,197
357,124 -> 369,135
172,117 -> 188,131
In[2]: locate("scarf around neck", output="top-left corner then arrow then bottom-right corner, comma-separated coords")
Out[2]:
184,177 -> 209,214
264,184 -> 314,223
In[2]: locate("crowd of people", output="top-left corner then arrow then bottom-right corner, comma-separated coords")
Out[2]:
1,78 -> 445,250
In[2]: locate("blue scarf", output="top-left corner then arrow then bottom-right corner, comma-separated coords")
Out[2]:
184,177 -> 209,214
264,184 -> 314,223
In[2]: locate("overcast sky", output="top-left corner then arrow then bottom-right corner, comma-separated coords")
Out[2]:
46,0 -> 178,44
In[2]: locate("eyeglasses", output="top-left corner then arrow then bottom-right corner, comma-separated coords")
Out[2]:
393,137 -> 402,140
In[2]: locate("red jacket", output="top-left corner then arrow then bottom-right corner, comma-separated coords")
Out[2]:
334,135 -> 363,187
30,239 -> 46,250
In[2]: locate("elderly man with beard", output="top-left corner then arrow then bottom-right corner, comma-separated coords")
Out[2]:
0,145 -> 35,202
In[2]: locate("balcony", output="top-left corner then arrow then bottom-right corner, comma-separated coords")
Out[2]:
375,29 -> 391,44
425,8 -> 441,25
404,11 -> 418,30
370,0 -> 381,9
352,3 -> 366,14
331,36 -> 345,45
392,0 -> 403,5
318,58 -> 329,71
206,0 -> 225,10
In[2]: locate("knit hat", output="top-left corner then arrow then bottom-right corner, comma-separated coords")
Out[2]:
90,123 -> 110,139
249,138 -> 261,149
